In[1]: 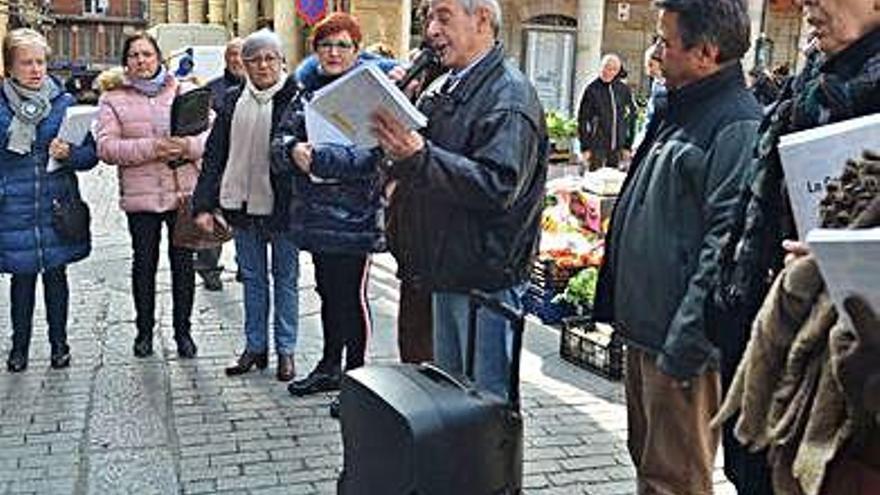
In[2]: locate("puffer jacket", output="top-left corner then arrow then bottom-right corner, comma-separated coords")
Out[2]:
594,62 -> 762,379
0,83 -> 98,273
192,75 -> 298,231
387,44 -> 548,292
95,73 -> 208,213
270,54 -> 394,254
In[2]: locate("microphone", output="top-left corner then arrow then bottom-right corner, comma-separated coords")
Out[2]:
396,45 -> 440,90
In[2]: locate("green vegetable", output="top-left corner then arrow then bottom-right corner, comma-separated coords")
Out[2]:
545,111 -> 578,142
554,267 -> 599,308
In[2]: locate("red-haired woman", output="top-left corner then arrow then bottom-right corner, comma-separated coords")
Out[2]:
272,13 -> 400,415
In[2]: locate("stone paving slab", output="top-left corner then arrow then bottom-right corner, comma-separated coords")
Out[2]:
0,165 -> 736,494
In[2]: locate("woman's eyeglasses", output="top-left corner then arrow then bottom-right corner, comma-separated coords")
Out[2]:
316,40 -> 356,52
244,54 -> 281,65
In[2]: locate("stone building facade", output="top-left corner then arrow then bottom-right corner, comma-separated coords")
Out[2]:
501,0 -> 805,116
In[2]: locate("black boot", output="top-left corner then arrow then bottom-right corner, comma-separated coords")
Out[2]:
50,343 -> 71,369
133,328 -> 153,358
175,331 -> 198,359
6,349 -> 28,373
225,351 -> 269,376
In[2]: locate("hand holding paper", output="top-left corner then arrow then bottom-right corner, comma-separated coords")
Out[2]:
371,108 -> 425,161
304,64 -> 427,148
47,105 -> 99,173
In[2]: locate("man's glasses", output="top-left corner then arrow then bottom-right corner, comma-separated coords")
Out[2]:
316,40 -> 356,52
244,54 -> 281,66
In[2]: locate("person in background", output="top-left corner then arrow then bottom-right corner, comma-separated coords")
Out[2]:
632,43 -> 666,151
371,0 -> 548,400
193,37 -> 247,292
275,13 -> 392,418
95,32 -> 209,359
593,0 -> 761,492
576,53 -> 637,170
714,0 -> 880,491
192,30 -> 300,382
1,28 -> 99,372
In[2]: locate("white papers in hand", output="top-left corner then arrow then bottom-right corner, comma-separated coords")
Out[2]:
47,105 -> 100,173
305,64 -> 427,147
778,113 -> 880,239
806,227 -> 880,327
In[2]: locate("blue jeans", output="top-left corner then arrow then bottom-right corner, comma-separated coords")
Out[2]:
234,227 -> 299,356
432,284 -> 526,399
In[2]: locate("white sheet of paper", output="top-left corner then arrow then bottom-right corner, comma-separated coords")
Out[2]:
47,105 -> 100,173
807,227 -> 880,328
305,103 -> 353,146
306,64 -> 427,148
778,113 -> 880,239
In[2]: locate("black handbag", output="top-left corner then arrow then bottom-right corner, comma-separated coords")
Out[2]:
52,197 -> 90,243
52,173 -> 90,243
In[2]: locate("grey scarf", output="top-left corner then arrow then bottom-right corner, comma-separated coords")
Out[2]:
3,77 -> 59,155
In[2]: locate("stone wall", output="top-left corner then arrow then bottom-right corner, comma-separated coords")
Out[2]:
350,0 -> 411,59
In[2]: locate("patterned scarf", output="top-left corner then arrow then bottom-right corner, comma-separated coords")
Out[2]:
3,77 -> 60,155
127,66 -> 170,97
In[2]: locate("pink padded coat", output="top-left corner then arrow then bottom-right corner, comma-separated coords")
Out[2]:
96,75 -> 208,213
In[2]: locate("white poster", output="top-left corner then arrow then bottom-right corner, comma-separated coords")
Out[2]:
524,28 -> 576,117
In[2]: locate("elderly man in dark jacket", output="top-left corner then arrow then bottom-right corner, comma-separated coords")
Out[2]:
576,54 -> 637,170
593,0 -> 761,492
372,0 -> 547,399
193,37 -> 246,292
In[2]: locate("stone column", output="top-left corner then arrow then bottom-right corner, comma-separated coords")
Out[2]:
575,0 -> 606,99
150,0 -> 169,24
274,0 -> 302,67
0,12 -> 7,72
260,0 -> 273,27
743,0 -> 765,70
187,0 -> 206,23
237,0 -> 258,35
168,0 -> 187,22
207,0 -> 225,25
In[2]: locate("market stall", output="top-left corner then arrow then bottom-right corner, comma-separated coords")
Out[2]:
526,167 -> 627,380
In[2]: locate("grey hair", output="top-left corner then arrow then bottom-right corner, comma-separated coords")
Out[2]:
241,29 -> 282,60
434,0 -> 502,36
3,28 -> 51,76
654,0 -> 750,64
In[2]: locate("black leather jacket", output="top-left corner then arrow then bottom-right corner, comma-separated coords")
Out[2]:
388,44 -> 548,292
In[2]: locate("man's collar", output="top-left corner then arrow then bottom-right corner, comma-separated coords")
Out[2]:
448,44 -> 495,80
665,62 -> 744,114
821,27 -> 880,79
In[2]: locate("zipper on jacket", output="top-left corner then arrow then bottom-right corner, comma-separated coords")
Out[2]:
34,154 -> 45,271
609,85 -> 618,151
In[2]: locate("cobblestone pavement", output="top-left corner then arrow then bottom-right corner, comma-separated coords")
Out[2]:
0,165 -> 735,494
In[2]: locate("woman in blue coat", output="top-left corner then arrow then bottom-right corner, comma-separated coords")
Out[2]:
272,13 -> 398,416
1,28 -> 98,372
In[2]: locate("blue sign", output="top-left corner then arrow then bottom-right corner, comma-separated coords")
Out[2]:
296,0 -> 328,25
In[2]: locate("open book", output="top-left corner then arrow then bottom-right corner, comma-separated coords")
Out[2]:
806,228 -> 879,327
778,113 -> 880,239
47,105 -> 100,173
305,64 -> 427,148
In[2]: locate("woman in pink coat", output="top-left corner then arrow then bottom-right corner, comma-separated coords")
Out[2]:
96,32 -> 208,359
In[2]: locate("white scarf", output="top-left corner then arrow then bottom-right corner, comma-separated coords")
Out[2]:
220,75 -> 286,215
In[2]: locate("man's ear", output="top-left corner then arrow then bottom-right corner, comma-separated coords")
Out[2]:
697,43 -> 721,69
475,6 -> 493,35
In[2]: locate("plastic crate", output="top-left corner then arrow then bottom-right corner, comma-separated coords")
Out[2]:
525,259 -> 581,324
559,316 -> 625,381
